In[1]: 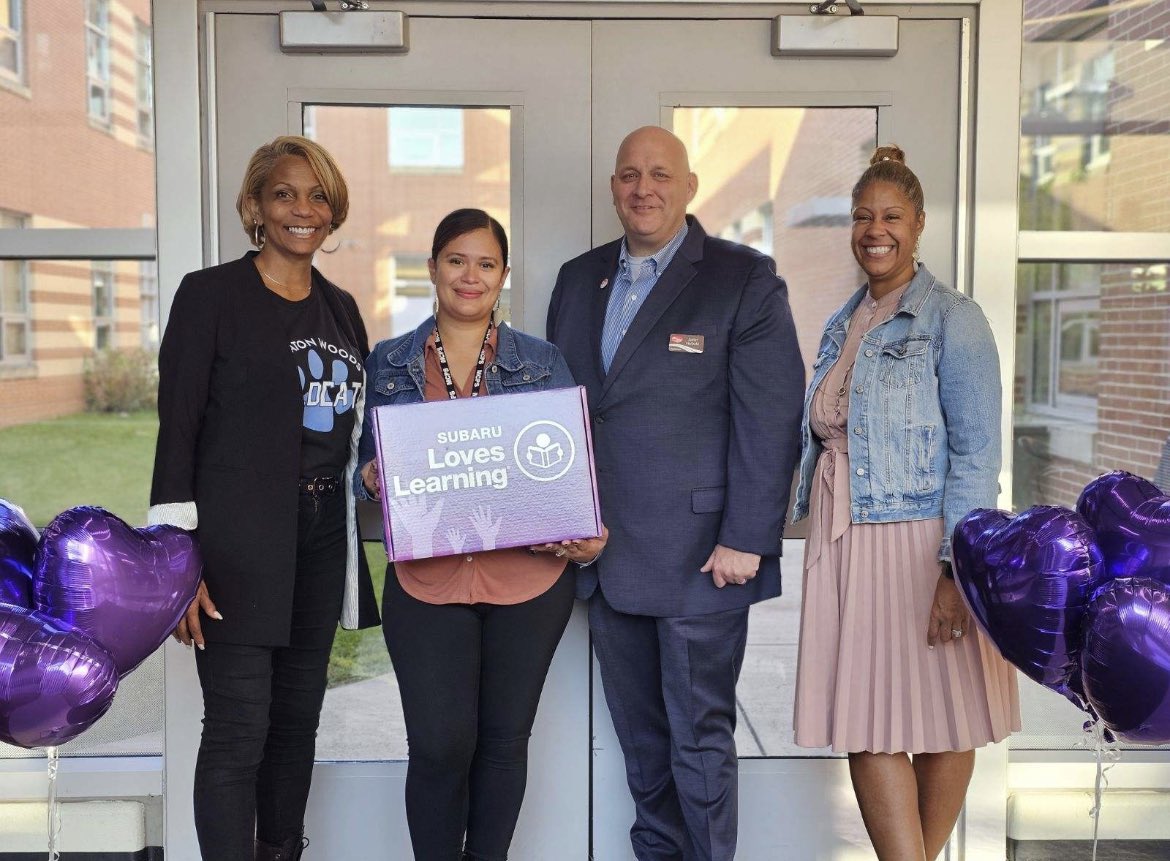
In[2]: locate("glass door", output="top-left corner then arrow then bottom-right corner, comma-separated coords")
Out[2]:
192,14 -> 592,861
586,15 -> 997,860
199,9 -> 990,860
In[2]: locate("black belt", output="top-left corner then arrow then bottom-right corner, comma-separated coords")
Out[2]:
299,476 -> 341,497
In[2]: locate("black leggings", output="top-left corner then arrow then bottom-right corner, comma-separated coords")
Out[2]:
382,565 -> 575,861
192,491 -> 346,860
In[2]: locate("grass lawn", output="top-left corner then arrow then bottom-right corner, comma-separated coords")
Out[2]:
329,544 -> 392,687
0,411 -> 158,526
0,410 -> 391,688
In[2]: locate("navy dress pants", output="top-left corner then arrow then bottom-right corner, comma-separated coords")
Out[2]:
590,589 -> 749,861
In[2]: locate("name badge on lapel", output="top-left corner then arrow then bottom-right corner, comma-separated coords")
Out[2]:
668,334 -> 705,354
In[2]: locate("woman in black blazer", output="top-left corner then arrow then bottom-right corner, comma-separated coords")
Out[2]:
149,136 -> 379,861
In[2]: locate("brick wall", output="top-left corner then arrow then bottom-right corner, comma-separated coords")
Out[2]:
0,0 -> 154,426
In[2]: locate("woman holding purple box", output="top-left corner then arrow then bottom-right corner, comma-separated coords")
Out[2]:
356,208 -> 607,861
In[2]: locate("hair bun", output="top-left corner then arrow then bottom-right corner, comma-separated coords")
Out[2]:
870,144 -> 907,167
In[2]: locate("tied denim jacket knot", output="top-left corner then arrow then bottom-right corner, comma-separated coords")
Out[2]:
353,316 -> 576,500
791,264 -> 1002,562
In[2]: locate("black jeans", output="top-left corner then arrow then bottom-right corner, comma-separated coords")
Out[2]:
382,564 -> 575,861
192,491 -> 346,861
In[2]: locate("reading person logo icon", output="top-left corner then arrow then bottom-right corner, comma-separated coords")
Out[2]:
513,420 -> 575,482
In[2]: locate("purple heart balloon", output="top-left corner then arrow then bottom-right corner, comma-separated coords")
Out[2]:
0,604 -> 119,748
952,505 -> 1105,703
1081,577 -> 1170,744
1077,471 -> 1170,585
34,507 -> 202,676
0,498 -> 38,609
951,508 -> 1011,639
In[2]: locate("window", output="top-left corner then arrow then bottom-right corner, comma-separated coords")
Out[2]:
0,212 -> 29,364
718,204 -> 774,258
85,0 -> 111,126
92,262 -> 114,350
1020,15 -> 1168,232
0,0 -> 22,85
388,254 -> 437,336
0,0 -> 157,761
1021,263 -> 1100,416
301,104 -> 512,758
388,108 -> 464,170
139,260 -> 158,348
306,104 -> 510,346
136,21 -> 153,144
1013,1 -> 1170,753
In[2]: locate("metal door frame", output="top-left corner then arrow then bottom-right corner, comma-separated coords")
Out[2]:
152,3 -> 1025,858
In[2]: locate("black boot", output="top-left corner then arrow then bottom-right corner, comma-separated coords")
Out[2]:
255,834 -> 308,861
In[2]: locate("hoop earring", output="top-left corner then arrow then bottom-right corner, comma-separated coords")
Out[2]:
492,297 -> 501,324
432,297 -> 439,319
253,219 -> 265,249
913,236 -> 921,261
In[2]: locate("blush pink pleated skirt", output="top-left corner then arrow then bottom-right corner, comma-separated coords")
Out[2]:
792,444 -> 1021,754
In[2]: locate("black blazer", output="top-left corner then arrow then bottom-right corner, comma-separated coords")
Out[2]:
547,217 -> 805,617
150,253 -> 379,646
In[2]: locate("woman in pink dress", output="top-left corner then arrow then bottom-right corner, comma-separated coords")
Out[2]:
791,146 -> 1020,860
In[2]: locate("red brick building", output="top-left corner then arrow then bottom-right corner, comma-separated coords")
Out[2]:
0,0 -> 155,427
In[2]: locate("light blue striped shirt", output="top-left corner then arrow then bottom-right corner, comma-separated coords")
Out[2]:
601,223 -> 690,371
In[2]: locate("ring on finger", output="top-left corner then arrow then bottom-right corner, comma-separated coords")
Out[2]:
951,628 -> 963,637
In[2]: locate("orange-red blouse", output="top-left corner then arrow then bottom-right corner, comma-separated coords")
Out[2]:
393,328 -> 567,605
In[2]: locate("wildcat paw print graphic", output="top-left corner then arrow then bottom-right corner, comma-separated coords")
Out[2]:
298,348 -> 360,432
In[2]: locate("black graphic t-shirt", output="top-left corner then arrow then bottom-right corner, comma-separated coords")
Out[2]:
270,287 -> 364,477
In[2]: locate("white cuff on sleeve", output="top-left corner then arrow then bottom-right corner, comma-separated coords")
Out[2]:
147,502 -> 198,530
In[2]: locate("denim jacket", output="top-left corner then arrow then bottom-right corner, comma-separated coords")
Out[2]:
354,316 -> 576,498
791,265 -> 1001,561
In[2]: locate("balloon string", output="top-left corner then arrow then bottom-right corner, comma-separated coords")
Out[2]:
1076,719 -> 1120,861
46,746 -> 61,861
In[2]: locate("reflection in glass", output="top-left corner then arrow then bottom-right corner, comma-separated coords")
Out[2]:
305,106 -> 511,761
1020,2 -> 1170,231
1013,258 -> 1170,748
388,108 -> 464,170
674,106 -> 875,757
675,107 -> 874,387
305,105 -> 511,344
0,210 -> 28,363
0,256 -> 161,759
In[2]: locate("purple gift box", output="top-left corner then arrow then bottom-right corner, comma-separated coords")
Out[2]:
372,387 -> 602,561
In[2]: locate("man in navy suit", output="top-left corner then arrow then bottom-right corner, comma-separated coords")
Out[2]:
547,126 -> 805,860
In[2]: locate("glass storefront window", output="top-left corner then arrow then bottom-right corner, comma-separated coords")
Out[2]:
305,104 -> 512,761
674,106 -> 875,756
1014,260 -> 1169,512
1020,4 -> 1170,231
305,105 -> 511,344
1014,1 -> 1170,753
0,257 -> 161,760
1012,257 -> 1170,747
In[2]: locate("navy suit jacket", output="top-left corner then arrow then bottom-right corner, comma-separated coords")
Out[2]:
547,217 -> 805,617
